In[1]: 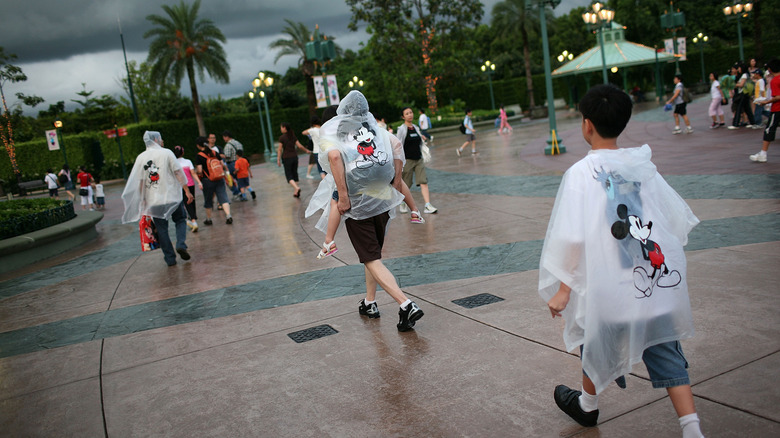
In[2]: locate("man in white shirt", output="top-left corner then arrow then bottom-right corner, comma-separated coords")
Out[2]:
418,108 -> 433,142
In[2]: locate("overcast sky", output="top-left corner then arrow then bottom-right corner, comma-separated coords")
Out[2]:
1,0 -> 585,116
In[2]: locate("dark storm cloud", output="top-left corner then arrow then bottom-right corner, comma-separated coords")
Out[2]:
0,0 -> 354,63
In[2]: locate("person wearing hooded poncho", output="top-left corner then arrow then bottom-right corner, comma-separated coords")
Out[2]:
122,131 -> 194,266
540,85 -> 705,437
305,91 -> 425,332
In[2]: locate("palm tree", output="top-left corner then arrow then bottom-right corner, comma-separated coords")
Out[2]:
269,20 -> 341,116
492,0 -> 536,108
144,0 -> 229,136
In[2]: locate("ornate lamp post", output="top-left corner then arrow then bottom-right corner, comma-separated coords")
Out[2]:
557,51 -> 575,108
723,2 -> 752,62
660,1 -> 686,75
305,24 -> 337,106
250,72 -> 275,158
481,61 -> 496,110
692,33 -> 709,83
526,0 -> 565,154
348,76 -> 364,90
582,2 -> 615,84
54,119 -> 68,169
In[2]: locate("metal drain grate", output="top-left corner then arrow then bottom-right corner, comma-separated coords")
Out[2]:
452,293 -> 505,309
287,324 -> 339,343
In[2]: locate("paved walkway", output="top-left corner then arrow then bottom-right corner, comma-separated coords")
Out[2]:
1,99 -> 779,437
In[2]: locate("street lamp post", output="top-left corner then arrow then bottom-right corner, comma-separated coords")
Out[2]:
582,2 -> 615,85
692,33 -> 709,83
557,51 -> 574,108
54,119 -> 68,169
348,76 -> 364,90
723,2 -> 753,62
248,88 -> 268,159
305,25 -> 337,107
251,72 -> 275,159
526,0 -> 565,155
660,1 -> 686,75
481,61 -> 496,110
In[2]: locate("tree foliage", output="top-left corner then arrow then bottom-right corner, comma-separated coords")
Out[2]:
144,0 -> 229,136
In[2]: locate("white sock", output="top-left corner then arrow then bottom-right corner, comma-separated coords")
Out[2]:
679,413 -> 704,438
675,125 -> 680,130
578,387 -> 599,412
400,299 -> 412,310
364,299 -> 376,305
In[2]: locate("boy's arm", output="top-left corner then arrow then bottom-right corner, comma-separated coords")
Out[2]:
548,282 -> 571,318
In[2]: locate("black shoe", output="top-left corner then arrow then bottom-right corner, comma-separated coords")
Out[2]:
358,299 -> 380,318
176,248 -> 191,260
204,219 -> 213,226
553,385 -> 598,427
250,191 -> 256,200
226,217 -> 233,224
397,301 -> 423,332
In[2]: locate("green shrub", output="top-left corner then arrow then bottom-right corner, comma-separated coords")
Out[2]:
0,199 -> 76,239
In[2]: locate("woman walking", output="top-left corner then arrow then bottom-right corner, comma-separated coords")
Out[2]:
276,122 -> 311,198
498,104 -> 513,133
708,73 -> 726,128
174,145 -> 202,232
57,164 -> 75,200
195,136 -> 232,225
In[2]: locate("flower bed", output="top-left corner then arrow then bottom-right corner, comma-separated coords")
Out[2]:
0,199 -> 76,240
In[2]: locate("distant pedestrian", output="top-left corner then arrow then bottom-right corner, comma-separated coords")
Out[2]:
195,136 -> 233,225
45,168 -> 59,199
708,72 -> 726,129
418,107 -> 433,142
234,149 -> 255,201
749,58 -> 780,163
397,106 -> 437,214
727,63 -> 756,129
174,145 -> 202,231
222,130 -> 243,197
498,104 -> 513,133
121,131 -> 195,266
76,165 -> 95,211
303,116 -> 324,179
665,75 -> 693,134
276,122 -> 311,198
57,164 -> 75,201
94,177 -> 105,210
456,108 -> 478,156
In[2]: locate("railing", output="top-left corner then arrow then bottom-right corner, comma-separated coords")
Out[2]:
0,201 -> 76,240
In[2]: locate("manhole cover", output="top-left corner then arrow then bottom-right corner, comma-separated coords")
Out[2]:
452,293 -> 505,309
288,324 -> 339,343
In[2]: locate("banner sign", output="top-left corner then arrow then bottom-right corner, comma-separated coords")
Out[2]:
46,129 -> 59,151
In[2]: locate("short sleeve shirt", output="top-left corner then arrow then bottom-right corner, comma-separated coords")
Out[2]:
235,158 -> 250,178
77,172 -> 92,187
673,82 -> 684,105
771,75 -> 780,113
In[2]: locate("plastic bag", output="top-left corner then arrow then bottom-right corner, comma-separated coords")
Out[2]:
421,144 -> 432,164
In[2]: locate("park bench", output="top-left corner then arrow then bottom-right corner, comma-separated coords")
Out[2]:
18,180 -> 47,196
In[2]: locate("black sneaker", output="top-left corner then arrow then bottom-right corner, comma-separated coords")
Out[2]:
250,191 -> 256,200
397,301 -> 423,332
358,299 -> 380,318
553,385 -> 598,427
204,219 -> 213,226
176,248 -> 191,260
226,217 -> 233,224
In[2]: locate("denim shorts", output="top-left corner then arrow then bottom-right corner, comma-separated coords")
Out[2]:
582,340 -> 690,389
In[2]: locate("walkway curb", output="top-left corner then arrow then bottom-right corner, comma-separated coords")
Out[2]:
0,210 -> 104,275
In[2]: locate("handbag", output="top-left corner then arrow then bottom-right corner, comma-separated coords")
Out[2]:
79,188 -> 88,196
721,96 -> 728,106
421,144 -> 432,164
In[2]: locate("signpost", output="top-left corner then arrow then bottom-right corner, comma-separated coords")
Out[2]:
104,126 -> 128,180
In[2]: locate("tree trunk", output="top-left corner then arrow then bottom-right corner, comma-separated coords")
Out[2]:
521,24 -> 535,109
306,73 -> 317,117
186,61 -> 206,136
0,88 -> 20,178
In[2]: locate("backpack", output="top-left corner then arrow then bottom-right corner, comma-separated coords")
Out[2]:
682,87 -> 692,103
199,152 -> 224,181
459,123 -> 467,134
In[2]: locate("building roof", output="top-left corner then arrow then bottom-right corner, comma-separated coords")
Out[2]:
552,22 -> 676,77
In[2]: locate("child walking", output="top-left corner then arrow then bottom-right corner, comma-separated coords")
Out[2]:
234,149 -> 255,201
539,84 -> 704,437
94,177 -> 105,210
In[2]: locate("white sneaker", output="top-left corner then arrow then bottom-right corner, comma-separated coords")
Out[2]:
305,174 -> 314,179
727,125 -> 739,130
749,151 -> 767,163
399,203 -> 409,214
685,127 -> 694,134
423,203 -> 438,214
672,127 -> 682,135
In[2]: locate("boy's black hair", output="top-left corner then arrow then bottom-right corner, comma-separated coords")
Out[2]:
236,149 -> 244,157
465,107 -> 471,114
674,74 -> 683,82
222,130 -> 233,138
310,115 -> 321,126
321,105 -> 338,124
579,84 -> 633,139
767,58 -> 780,74
47,168 -> 53,173
419,108 -> 426,113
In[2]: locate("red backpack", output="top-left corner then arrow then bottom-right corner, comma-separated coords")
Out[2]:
199,152 -> 224,181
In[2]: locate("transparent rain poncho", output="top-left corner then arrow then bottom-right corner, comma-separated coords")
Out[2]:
121,131 -> 187,223
305,91 -> 403,232
538,145 -> 699,394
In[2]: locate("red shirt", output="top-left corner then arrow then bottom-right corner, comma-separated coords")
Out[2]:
235,157 -> 250,179
77,172 -> 92,187
771,74 -> 780,113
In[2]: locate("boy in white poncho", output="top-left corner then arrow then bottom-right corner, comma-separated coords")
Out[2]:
539,85 -> 704,437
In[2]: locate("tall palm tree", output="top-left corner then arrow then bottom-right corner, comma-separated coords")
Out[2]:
492,0 -> 536,108
144,0 -> 229,136
270,20 -> 341,116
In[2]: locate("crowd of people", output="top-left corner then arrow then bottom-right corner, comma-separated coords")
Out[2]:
670,57 -> 780,163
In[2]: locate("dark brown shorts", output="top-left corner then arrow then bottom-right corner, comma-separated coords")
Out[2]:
344,211 -> 390,263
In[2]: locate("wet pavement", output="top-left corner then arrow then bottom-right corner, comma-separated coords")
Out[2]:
1,98 -> 779,437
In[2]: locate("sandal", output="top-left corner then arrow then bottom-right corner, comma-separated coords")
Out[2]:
317,241 -> 338,259
294,188 -> 301,198
410,211 -> 425,224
